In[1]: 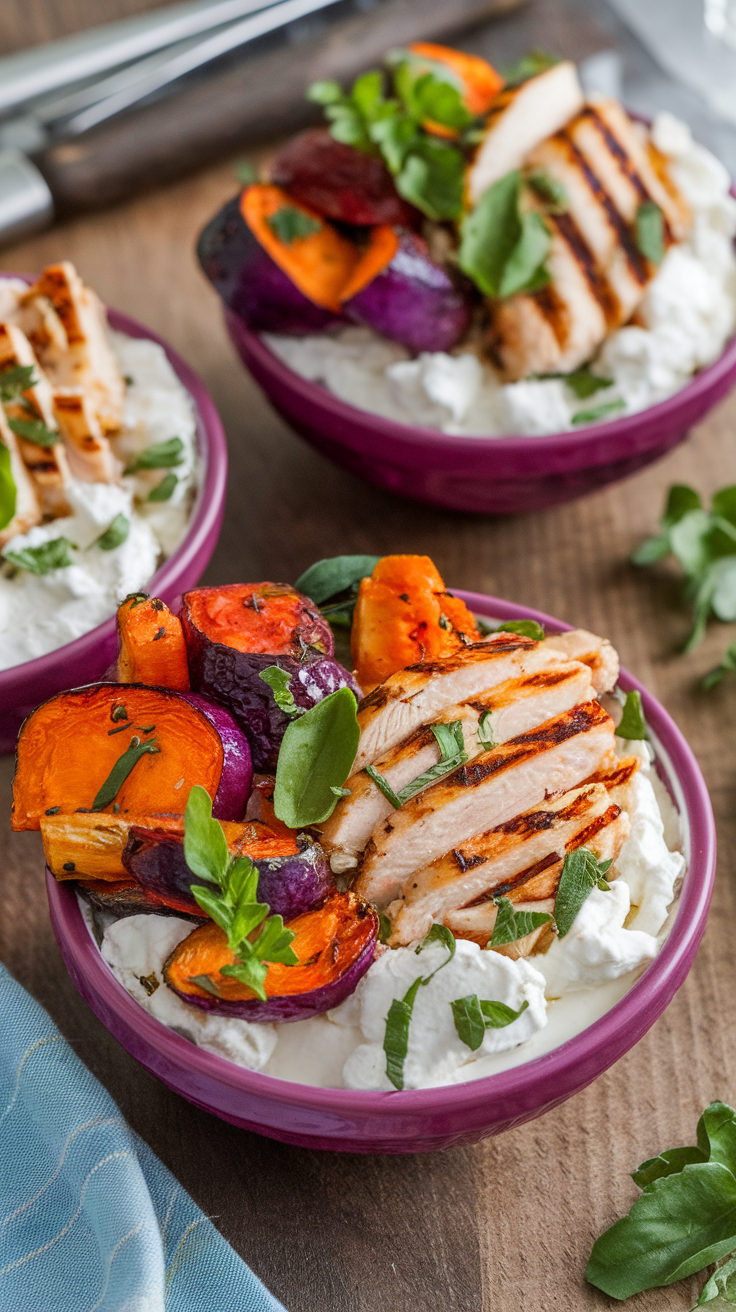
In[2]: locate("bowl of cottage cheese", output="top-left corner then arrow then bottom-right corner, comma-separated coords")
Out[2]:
42,589 -> 715,1154
0,266 -> 227,753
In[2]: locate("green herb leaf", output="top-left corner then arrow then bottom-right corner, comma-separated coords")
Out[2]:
274,686 -> 360,827
7,416 -> 58,447
0,440 -> 16,533
572,399 -> 626,425
394,59 -> 472,131
699,1254 -> 736,1303
559,366 -> 613,399
489,895 -> 553,947
259,665 -> 304,719
459,171 -> 529,297
632,485 -> 703,566
306,79 -> 344,105
365,764 -> 402,809
294,554 -> 381,605
616,689 -> 648,741
633,1146 -> 709,1189
125,436 -> 184,473
378,912 -> 392,944
382,925 -> 456,1088
183,783 -> 230,888
394,138 -> 466,221
635,200 -> 665,265
553,847 -> 612,938
147,472 -> 178,502
477,710 -> 495,749
91,734 -> 160,811
498,209 -> 551,298
0,363 -> 37,401
4,536 -> 76,575
451,993 -> 530,1051
266,205 -> 322,245
501,49 -> 560,87
415,922 -> 456,982
526,169 -> 568,211
233,158 -> 258,185
93,513 -> 129,552
366,720 -> 467,810
703,642 -> 736,690
495,619 -> 545,641
698,1104 -> 736,1176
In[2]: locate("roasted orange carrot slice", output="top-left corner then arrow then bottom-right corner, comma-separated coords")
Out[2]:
339,225 -> 399,302
117,594 -> 190,690
407,42 -> 504,117
240,184 -> 361,311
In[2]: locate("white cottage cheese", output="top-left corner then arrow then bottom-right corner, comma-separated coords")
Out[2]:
265,112 -> 736,437
0,329 -> 199,671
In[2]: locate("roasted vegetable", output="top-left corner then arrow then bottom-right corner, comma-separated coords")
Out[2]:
181,582 -> 359,771
270,128 -> 419,226
116,594 -> 190,690
404,42 -> 504,120
123,824 -> 331,920
76,877 -> 202,920
351,555 -> 482,691
197,196 -> 347,334
343,231 -> 470,353
12,684 -> 252,830
163,890 -> 378,1021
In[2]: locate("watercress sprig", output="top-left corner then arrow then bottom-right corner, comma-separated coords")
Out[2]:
183,784 -> 297,1000
383,924 -> 456,1090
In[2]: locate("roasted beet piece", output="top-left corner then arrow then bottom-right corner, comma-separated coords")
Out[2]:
181,583 -> 359,771
270,128 -> 419,227
344,231 -> 471,353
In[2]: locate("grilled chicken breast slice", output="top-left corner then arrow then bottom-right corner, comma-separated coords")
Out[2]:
356,700 -> 616,907
0,409 -> 40,547
0,322 -> 57,428
324,660 -> 594,861
467,61 -> 584,206
388,781 -> 619,944
53,391 -> 122,484
353,634 -> 568,773
539,628 -> 619,693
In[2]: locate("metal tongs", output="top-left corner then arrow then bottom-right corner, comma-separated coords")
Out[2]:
0,0 -> 344,243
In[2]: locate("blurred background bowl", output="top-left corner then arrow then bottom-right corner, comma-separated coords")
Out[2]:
0,297 -> 228,755
45,590 -> 715,1154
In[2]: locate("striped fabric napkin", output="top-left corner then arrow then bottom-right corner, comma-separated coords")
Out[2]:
0,964 -> 286,1312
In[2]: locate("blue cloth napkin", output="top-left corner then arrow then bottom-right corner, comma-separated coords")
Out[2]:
0,964 -> 287,1312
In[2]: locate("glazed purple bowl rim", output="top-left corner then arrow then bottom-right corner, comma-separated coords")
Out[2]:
238,320 -> 736,455
0,274 -> 228,702
46,589 -> 716,1117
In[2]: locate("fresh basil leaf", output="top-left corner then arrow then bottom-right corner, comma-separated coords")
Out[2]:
7,416 -> 58,447
183,784 -> 230,888
266,205 -> 322,245
665,484 -> 704,526
430,720 -> 466,760
501,49 -> 560,86
553,847 -> 610,938
703,643 -> 736,690
365,764 -> 402,810
383,978 -> 422,1090
306,79 -> 344,105
415,922 -> 456,975
395,138 -> 465,220
489,896 -> 553,947
4,536 -> 75,575
274,686 -> 360,827
294,554 -> 381,606
147,472 -> 178,502
495,619 -> 545,641
458,170 -> 522,297
669,509 -> 713,578
451,993 -> 529,1050
633,1146 -> 709,1189
0,363 -> 37,401
616,689 -> 648,741
92,734 -> 160,811
636,200 -> 665,265
527,169 -> 568,211
699,1253 -> 736,1303
477,710 -> 495,749
378,912 -> 392,944
712,486 -> 736,528
126,436 -> 184,473
259,665 -> 303,719
93,513 -> 129,552
233,158 -> 258,185
698,1104 -> 736,1176
558,366 -> 613,399
572,399 -> 626,425
0,440 -> 16,532
586,1163 -> 736,1298
498,209 -> 551,298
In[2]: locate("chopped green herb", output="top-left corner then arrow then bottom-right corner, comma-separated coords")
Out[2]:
553,847 -> 612,938
526,168 -> 568,210
259,665 -> 304,719
703,642 -> 736,690
616,689 -> 648,740
451,994 -> 529,1051
635,200 -> 665,265
552,366 -> 613,399
378,912 -> 392,944
4,537 -> 76,575
0,440 -> 16,533
330,785 -> 351,798
476,710 -> 495,749
266,204 -> 322,244
489,896 -> 553,947
273,686 -> 360,828
125,436 -> 184,473
44,806 -> 61,815
382,924 -> 456,1089
366,719 -> 467,810
92,513 -> 129,552
147,472 -> 178,502
572,399 -> 626,425
0,364 -> 37,401
120,592 -> 149,609
152,628 -> 165,641
459,170 -> 550,298
501,49 -> 560,87
7,416 -> 58,447
233,158 -> 258,185
111,704 -> 129,722
91,734 -> 160,811
123,374 -> 134,386
495,619 -> 545,641
295,554 -> 381,630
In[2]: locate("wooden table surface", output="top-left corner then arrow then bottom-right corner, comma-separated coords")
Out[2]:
2,3 -> 736,1309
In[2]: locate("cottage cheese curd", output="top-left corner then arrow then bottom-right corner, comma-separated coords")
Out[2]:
0,330 -> 199,671
265,113 -> 736,438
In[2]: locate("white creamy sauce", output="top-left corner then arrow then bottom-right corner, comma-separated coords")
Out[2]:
264,112 -> 736,438
99,742 -> 686,1090
0,329 -> 199,671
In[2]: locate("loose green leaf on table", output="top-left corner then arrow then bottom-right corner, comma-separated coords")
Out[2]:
703,643 -> 736,690
4,536 -> 76,575
553,847 -> 612,938
274,686 -> 360,828
632,1146 -> 708,1189
383,924 -> 456,1089
259,665 -> 304,719
631,483 -> 702,565
489,895 -> 552,947
451,993 -> 529,1051
0,440 -> 16,532
698,1103 -> 736,1176
699,1254 -> 736,1304
616,689 -> 648,741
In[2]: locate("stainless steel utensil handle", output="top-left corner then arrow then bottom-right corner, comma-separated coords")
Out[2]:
0,150 -> 53,244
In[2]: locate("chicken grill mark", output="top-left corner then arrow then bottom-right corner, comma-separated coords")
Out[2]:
557,129 -> 650,284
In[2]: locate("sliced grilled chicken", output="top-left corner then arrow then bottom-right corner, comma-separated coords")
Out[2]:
353,634 -> 569,772
441,805 -> 629,953
0,410 -> 41,547
355,700 -> 616,907
467,61 -> 584,206
0,322 -> 57,428
15,435 -> 72,518
322,660 -> 593,862
539,628 -> 619,693
388,781 -> 620,944
20,263 -> 125,434
53,391 -> 122,484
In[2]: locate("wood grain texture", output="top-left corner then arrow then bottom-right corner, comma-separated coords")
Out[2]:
1,3 -> 735,1309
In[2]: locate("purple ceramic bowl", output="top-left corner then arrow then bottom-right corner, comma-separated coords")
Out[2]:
45,590 -> 715,1153
226,314 -> 736,518
0,293 -> 228,755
